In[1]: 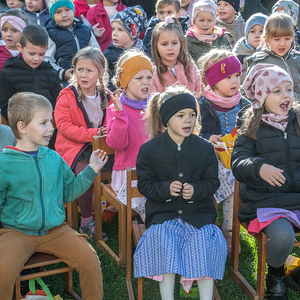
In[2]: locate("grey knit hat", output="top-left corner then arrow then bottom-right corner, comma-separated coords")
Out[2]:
244,13 -> 268,38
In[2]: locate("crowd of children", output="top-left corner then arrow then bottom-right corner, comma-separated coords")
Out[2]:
1,0 -> 300,299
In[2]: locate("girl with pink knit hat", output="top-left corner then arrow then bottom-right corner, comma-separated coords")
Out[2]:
232,63 -> 300,299
185,0 -> 231,63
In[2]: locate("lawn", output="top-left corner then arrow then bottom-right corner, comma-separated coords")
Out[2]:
42,210 -> 300,300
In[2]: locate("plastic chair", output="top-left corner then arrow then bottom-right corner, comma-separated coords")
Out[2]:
13,207 -> 83,300
92,135 -> 128,266
125,167 -> 221,300
230,179 -> 300,300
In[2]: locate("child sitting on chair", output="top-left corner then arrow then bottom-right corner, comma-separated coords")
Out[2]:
0,92 -> 107,300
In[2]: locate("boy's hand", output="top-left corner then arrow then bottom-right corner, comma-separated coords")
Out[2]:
92,23 -> 105,37
209,134 -> 222,144
64,68 -> 74,81
110,92 -> 123,111
97,126 -> 107,136
182,183 -> 194,200
89,149 -> 108,173
170,181 -> 182,197
259,164 -> 286,187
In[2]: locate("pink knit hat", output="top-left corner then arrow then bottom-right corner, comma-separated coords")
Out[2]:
205,56 -> 241,88
192,0 -> 218,24
243,64 -> 293,109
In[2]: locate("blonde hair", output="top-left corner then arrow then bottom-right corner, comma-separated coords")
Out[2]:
112,49 -> 150,89
259,12 -> 294,49
197,48 -> 236,91
72,46 -> 108,109
241,103 -> 300,139
151,17 -> 192,86
8,92 -> 52,139
145,85 -> 201,139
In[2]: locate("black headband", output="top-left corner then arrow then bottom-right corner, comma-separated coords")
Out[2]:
159,93 -> 197,127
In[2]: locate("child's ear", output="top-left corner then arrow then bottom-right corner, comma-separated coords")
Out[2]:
16,43 -> 23,53
17,121 -> 27,135
176,10 -> 182,18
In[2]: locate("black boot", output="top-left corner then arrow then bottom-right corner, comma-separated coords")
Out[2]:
287,265 -> 300,292
266,265 -> 288,300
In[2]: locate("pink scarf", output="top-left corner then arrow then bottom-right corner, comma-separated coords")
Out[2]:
187,26 -> 226,45
205,88 -> 241,108
261,113 -> 289,132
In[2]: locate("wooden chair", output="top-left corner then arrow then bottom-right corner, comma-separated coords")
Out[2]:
230,179 -> 300,300
126,168 -> 221,300
92,135 -> 128,266
13,205 -> 83,300
1,115 -> 9,126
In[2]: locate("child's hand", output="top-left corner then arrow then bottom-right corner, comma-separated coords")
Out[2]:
97,126 -> 107,136
113,88 -> 124,97
89,149 -> 108,173
92,24 -> 105,37
209,134 -> 222,144
110,92 -> 123,111
259,164 -> 286,187
170,181 -> 183,197
64,68 -> 74,81
182,183 -> 194,200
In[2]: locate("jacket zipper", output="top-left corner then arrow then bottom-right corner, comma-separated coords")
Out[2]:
34,157 -> 45,234
33,69 -> 39,92
284,132 -> 295,191
69,29 -> 81,51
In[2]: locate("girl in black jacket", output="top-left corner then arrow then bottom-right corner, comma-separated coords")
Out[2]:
232,63 -> 300,299
134,85 -> 227,300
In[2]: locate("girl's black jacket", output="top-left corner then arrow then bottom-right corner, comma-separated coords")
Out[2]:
136,130 -> 220,229
231,109 -> 300,222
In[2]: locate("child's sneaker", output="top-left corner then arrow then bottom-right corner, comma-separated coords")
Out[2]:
79,219 -> 108,241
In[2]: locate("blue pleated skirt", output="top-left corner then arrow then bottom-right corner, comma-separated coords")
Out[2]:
134,218 -> 227,279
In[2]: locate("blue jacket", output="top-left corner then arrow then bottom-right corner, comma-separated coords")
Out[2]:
198,95 -> 250,140
24,7 -> 51,26
45,16 -> 99,81
0,146 -> 97,236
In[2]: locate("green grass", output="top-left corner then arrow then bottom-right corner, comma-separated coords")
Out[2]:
40,209 -> 300,300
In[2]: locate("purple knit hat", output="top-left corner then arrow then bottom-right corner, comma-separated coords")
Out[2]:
243,64 -> 293,109
205,56 -> 241,88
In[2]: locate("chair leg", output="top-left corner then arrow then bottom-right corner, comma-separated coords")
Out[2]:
13,280 -> 20,300
256,232 -> 268,299
119,205 -> 127,266
138,277 -> 143,300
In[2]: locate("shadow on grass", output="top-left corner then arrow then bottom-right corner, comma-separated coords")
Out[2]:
36,213 -> 300,300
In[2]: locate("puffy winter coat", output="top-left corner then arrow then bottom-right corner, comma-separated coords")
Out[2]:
232,110 -> 300,222
246,47 -> 300,100
0,57 -> 61,120
86,0 -> 126,52
23,7 -> 51,26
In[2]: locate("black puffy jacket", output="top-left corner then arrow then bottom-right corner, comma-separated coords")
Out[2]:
0,57 -> 61,120
231,109 -> 300,222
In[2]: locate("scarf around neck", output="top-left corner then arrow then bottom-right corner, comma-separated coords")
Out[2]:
261,113 -> 289,132
187,26 -> 226,44
119,92 -> 149,110
205,88 -> 241,108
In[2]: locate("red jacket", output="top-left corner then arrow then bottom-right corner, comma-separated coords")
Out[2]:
74,0 -> 90,18
55,85 -> 108,168
86,0 -> 126,51
0,45 -> 21,71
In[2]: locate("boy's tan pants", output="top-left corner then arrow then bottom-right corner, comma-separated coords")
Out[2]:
0,222 -> 103,300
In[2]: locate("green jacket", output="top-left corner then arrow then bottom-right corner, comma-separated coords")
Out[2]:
186,32 -> 231,64
246,47 -> 300,99
0,146 -> 97,236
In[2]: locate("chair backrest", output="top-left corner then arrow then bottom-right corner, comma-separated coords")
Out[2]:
126,167 -> 144,282
51,110 -> 56,130
93,135 -> 115,155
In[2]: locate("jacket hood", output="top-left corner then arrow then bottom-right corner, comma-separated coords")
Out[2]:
233,37 -> 255,56
1,146 -> 49,159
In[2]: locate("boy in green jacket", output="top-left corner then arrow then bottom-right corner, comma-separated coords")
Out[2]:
0,92 -> 107,300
